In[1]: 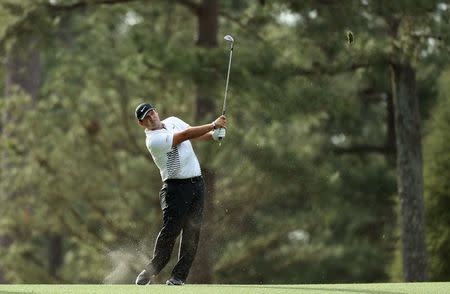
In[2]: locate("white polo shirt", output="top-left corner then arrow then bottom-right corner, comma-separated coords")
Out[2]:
145,116 -> 201,181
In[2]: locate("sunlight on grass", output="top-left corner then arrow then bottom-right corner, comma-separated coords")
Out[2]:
0,283 -> 449,294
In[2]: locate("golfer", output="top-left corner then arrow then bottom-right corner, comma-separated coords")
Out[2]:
134,102 -> 226,286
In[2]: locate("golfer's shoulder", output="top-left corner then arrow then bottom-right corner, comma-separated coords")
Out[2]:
164,116 -> 184,124
164,116 -> 189,129
146,131 -> 172,152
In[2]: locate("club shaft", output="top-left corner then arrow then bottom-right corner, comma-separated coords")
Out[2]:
222,45 -> 233,115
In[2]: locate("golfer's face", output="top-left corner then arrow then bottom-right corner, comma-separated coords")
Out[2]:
143,109 -> 159,126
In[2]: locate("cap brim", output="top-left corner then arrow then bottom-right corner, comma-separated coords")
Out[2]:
137,107 -> 154,120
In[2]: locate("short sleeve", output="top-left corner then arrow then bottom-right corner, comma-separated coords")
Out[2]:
147,132 -> 173,154
168,116 -> 190,130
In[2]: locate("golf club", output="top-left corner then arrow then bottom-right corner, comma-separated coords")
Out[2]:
219,34 -> 234,141
222,34 -> 234,116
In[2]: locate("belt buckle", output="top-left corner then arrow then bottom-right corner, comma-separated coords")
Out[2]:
190,177 -> 196,183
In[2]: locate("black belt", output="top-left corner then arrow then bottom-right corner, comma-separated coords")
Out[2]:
164,176 -> 202,184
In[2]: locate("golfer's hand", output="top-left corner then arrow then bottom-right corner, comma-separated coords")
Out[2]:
212,128 -> 226,141
212,115 -> 227,129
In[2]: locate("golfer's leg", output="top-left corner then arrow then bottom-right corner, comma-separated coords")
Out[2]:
171,182 -> 204,281
147,184 -> 185,274
147,211 -> 183,274
137,205 -> 183,285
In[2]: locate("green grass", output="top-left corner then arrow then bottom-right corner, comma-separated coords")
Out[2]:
0,283 -> 449,294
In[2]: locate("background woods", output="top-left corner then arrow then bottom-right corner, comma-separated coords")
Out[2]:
0,0 -> 449,284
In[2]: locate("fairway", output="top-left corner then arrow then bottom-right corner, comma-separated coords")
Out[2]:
0,283 -> 449,294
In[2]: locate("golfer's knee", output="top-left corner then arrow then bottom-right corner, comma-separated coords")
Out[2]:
160,225 -> 182,239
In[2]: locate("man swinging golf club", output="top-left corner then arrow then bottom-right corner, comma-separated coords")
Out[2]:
134,102 -> 226,286
135,34 -> 234,286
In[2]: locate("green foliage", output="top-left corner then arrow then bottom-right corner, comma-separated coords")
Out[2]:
424,69 -> 450,281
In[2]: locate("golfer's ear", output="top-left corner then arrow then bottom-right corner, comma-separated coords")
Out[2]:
137,120 -> 144,126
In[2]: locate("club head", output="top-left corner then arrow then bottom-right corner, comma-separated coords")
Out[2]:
224,35 -> 234,43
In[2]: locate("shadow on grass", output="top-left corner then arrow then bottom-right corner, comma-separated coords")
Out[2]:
225,285 -> 405,294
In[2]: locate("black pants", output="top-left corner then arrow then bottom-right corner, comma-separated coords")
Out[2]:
146,176 -> 204,281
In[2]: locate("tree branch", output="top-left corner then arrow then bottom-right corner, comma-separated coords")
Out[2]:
293,62 -> 370,77
0,0 -> 139,52
219,10 -> 267,44
174,0 -> 200,15
333,144 -> 391,155
59,214 -> 107,252
65,208 -> 109,252
46,0 -> 140,11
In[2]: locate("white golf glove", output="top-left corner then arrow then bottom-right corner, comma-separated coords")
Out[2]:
212,128 -> 226,141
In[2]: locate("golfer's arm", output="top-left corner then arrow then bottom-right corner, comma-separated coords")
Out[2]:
193,132 -> 213,141
172,124 -> 214,147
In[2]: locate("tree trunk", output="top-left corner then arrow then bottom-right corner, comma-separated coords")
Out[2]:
48,234 -> 64,276
188,0 -> 219,284
4,38 -> 42,98
390,62 -> 427,281
0,36 -> 43,282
